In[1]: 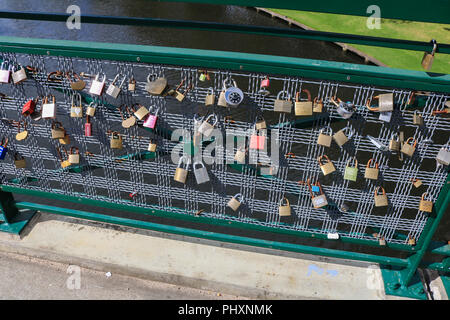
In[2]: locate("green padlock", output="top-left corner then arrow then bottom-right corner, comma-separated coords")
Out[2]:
344,157 -> 358,181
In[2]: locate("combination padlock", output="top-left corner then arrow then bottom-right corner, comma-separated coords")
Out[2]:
223,78 -> 244,107
88,73 -> 106,96
0,61 -> 11,83
317,155 -> 335,176
278,197 -> 291,216
227,193 -> 244,211
42,95 -> 56,119
174,156 -> 190,184
106,74 -> 126,99
11,65 -> 27,84
70,93 -> 83,118
145,74 -> 167,95
343,157 -> 358,182
193,161 -> 210,185
374,187 -> 388,207
330,97 -> 355,119
274,90 -> 292,113
294,89 -> 313,116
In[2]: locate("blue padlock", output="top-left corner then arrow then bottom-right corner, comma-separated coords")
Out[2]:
0,137 -> 9,160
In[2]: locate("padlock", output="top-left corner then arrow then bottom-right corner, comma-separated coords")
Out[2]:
51,121 -> 66,139
379,111 -> 392,123
15,121 -> 28,141
294,89 -> 313,116
258,76 -> 270,96
30,100 -> 42,121
313,97 -> 323,113
389,134 -> 400,151
143,107 -> 159,129
85,115 -> 92,137
204,88 -> 215,106
174,156 -> 190,184
273,90 -> 292,113
223,78 -> 244,107
70,93 -> 83,118
436,146 -> 450,166
249,127 -> 266,150
374,187 -> 388,207
317,127 -> 333,147
88,73 -> 106,96
317,155 -> 335,176
366,93 -> 394,112
198,114 -> 218,138
255,115 -> 267,130
0,138 -> 9,160
193,161 -> 210,184
119,105 -> 137,129
14,153 -> 26,169
132,103 -> 150,121
110,131 -> 123,149
145,74 -> 168,95
413,110 -> 424,126
330,96 -> 354,119
198,70 -> 210,82
344,157 -> 358,182
308,180 -> 328,209
11,65 -> 27,84
419,192 -> 433,213
42,95 -> 56,119
333,126 -> 353,147
227,193 -> 243,211
0,61 -> 11,83
106,74 -> 126,99
56,146 -> 71,168
68,147 -> 80,164
278,197 -> 291,216
148,140 -> 157,152
22,98 -> 36,116
421,39 -> 437,71
400,137 -> 417,157
128,77 -> 136,92
364,159 -> 379,180
412,178 -> 422,188
65,72 -> 85,91
86,102 -> 97,117
234,147 -> 246,163
174,79 -> 192,102
408,237 -> 416,246
217,89 -> 227,107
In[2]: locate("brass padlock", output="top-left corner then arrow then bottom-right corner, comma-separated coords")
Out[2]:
51,121 -> 66,139
205,87 -> 215,106
145,74 -> 168,95
308,180 -> 328,209
344,157 -> 358,182
70,93 -> 83,118
15,120 -> 28,141
333,126 -> 353,147
419,192 -> 433,213
273,90 -> 292,113
374,187 -> 388,207
132,103 -> 150,121
128,76 -> 136,92
413,110 -> 424,126
278,197 -> 291,216
174,79 -> 192,102
11,65 -> 27,84
227,193 -> 243,211
389,134 -> 400,151
68,147 -> 80,164
86,102 -> 97,117
364,159 -> 379,180
401,137 -> 417,157
174,156 -> 190,184
59,134 -> 70,145
65,72 -> 85,91
234,147 -> 246,163
217,89 -> 227,107
294,89 -> 313,116
317,155 -> 335,176
14,153 -> 26,169
421,39 -> 437,71
110,131 -> 123,149
317,127 -> 333,147
408,237 -> 416,246
255,116 -> 267,130
366,93 -> 394,112
313,97 -> 323,113
119,105 -> 137,128
148,140 -> 157,152
56,146 -> 71,168
412,178 -> 422,188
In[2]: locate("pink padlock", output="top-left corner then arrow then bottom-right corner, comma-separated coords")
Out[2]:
0,61 -> 11,84
85,115 -> 92,137
143,107 -> 159,129
258,76 -> 270,96
249,128 -> 266,150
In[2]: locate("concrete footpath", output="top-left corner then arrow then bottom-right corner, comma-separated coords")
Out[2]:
0,211 -> 446,300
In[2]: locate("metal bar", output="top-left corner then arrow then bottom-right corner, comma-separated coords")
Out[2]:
0,36 -> 449,92
0,11 -> 448,54
14,201 -> 409,267
147,0 -> 450,24
0,190 -> 19,224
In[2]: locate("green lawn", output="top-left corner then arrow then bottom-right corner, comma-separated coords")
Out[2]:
270,9 -> 450,74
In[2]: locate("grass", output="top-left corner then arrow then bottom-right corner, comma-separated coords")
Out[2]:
270,9 -> 450,73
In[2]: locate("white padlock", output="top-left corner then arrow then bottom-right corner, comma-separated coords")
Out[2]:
89,73 -> 106,96
198,114 -> 218,138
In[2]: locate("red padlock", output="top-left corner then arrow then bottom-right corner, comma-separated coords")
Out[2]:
22,98 -> 37,116
250,128 -> 266,150
258,76 -> 270,96
85,115 -> 92,137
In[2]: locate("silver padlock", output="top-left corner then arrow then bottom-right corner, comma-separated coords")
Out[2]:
331,97 -> 355,119
11,65 -> 27,84
198,114 -> 218,138
223,78 -> 244,107
436,146 -> 450,166
193,161 -> 210,184
273,90 -> 293,113
89,73 -> 106,96
379,111 -> 392,123
0,61 -> 11,83
106,74 -> 126,99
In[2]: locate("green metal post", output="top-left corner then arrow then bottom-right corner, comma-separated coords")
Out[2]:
0,190 -> 36,234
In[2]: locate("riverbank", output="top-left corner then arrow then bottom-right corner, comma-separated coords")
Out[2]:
256,8 -> 450,73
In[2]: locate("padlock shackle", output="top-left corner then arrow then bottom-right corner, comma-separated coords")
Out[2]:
177,155 -> 190,168
94,73 -> 106,82
69,146 -> 79,155
317,154 -> 332,166
146,73 -> 158,82
232,193 -> 243,202
366,96 -> 381,112
13,152 -> 24,161
279,197 -> 290,206
346,156 -> 358,168
193,161 -> 205,169
205,113 -> 218,125
374,186 -> 386,196
341,126 -> 354,139
405,137 -> 418,147
0,137 -> 8,148
47,70 -> 63,82
307,178 -> 323,197
71,93 -> 82,106
111,131 -> 121,139
330,96 -> 341,107
421,192 -> 432,201
276,90 -> 291,100
367,158 -> 378,169
297,89 -> 311,102
51,121 -> 64,130
319,126 -> 332,135
56,146 -> 68,161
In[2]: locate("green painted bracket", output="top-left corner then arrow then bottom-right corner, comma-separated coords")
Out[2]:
381,267 -> 427,300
